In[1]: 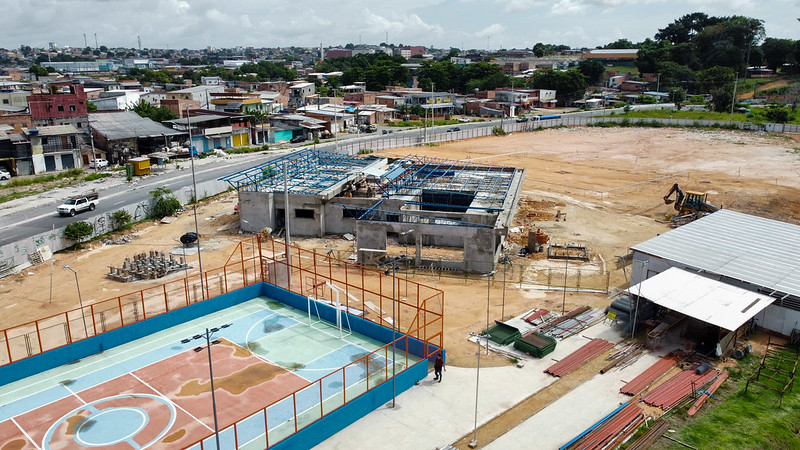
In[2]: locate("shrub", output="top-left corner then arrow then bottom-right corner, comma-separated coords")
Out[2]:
64,221 -> 93,245
84,172 -> 112,182
149,187 -> 182,219
492,126 -> 507,136
111,210 -> 132,230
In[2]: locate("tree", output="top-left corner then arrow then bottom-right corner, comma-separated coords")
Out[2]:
765,106 -> 789,123
532,69 -> 588,105
533,42 -> 545,57
131,100 -> 177,122
28,65 -> 49,77
578,60 -> 606,85
149,187 -> 181,219
64,221 -> 94,246
603,39 -> 636,49
668,87 -> 687,107
655,13 -> 721,44
698,66 -> 735,112
761,38 -> 797,71
636,39 -> 672,74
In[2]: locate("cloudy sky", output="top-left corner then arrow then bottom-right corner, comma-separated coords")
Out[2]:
7,0 -> 799,51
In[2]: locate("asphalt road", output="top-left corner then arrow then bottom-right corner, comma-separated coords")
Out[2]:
0,108 -> 651,247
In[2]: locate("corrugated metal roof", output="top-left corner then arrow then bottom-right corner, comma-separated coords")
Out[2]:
36,125 -> 79,136
90,111 -> 184,140
627,267 -> 774,330
632,210 -> 800,297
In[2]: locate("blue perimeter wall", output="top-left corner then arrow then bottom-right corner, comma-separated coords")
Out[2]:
0,281 -> 442,449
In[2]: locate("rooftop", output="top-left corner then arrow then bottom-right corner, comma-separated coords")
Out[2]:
90,111 -> 184,140
632,209 -> 800,299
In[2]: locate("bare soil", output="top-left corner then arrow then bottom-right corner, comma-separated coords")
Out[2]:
3,127 -> 800,374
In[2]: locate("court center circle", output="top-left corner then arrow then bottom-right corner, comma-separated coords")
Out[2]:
74,407 -> 147,447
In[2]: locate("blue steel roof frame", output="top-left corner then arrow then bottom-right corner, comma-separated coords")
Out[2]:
358,208 -> 493,228
220,148 -> 376,195
382,155 -> 516,208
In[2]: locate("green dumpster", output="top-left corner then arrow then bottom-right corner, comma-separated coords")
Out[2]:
483,322 -> 522,346
514,332 -> 557,358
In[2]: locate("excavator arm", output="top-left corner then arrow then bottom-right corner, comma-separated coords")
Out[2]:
663,183 -> 684,211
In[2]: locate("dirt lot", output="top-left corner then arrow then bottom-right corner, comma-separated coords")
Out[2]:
2,127 -> 800,370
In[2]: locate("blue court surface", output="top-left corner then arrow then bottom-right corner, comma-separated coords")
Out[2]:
0,295 -> 423,449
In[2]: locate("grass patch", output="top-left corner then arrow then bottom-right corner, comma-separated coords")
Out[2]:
0,189 -> 43,203
83,172 -> 112,182
659,352 -> 800,449
226,145 -> 269,154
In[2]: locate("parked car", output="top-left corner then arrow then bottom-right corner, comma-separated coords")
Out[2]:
0,169 -> 10,180
458,117 -> 470,123
382,129 -> 394,135
290,135 -> 306,144
88,159 -> 109,169
446,127 -> 461,132
515,116 -> 529,123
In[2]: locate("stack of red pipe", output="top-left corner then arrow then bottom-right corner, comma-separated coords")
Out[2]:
642,368 -> 718,409
567,403 -> 646,450
620,353 -> 681,395
545,338 -> 614,377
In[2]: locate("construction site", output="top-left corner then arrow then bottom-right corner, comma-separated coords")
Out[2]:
2,126 -> 800,448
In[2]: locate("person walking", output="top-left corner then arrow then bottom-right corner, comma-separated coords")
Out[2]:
433,354 -> 445,383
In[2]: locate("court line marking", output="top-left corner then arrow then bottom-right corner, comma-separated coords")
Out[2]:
0,304 -> 254,408
128,372 -> 214,433
59,383 -> 87,405
10,417 -> 42,450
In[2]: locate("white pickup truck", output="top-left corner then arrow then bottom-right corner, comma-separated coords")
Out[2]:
57,193 -> 99,217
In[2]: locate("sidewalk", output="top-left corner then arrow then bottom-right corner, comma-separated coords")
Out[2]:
318,325 -> 656,449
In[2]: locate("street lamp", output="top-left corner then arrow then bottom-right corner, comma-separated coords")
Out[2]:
498,255 -> 512,320
63,265 -> 89,338
468,332 -> 491,449
482,270 -> 497,355
181,324 -> 231,449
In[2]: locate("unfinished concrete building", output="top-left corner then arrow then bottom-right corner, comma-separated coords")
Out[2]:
223,148 -> 525,273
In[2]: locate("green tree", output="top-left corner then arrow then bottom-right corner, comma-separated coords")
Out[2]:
603,39 -> 636,49
656,13 -> 721,44
64,221 -> 94,246
635,39 -> 672,73
149,187 -> 181,219
532,43 -> 545,57
765,106 -> 789,123
761,38 -> 797,71
698,66 -> 735,112
131,100 -> 178,122
28,65 -> 49,77
578,60 -> 606,85
532,69 -> 588,105
668,87 -> 687,106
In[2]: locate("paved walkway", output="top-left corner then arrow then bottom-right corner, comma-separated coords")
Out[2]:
318,324 -> 661,449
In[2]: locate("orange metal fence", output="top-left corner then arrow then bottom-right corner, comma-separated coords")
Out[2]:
0,236 -> 444,449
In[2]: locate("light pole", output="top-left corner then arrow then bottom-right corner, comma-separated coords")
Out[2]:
400,229 -> 414,298
482,270 -> 497,355
185,107 -> 206,300
181,324 -> 231,449
468,332 -> 491,449
630,260 -> 649,339
384,259 -> 403,408
499,255 -> 512,320
63,265 -> 89,338
562,257 -> 568,315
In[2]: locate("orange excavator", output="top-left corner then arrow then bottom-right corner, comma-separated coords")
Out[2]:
663,183 -> 718,222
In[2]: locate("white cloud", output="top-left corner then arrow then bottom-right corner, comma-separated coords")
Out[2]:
476,23 -> 507,38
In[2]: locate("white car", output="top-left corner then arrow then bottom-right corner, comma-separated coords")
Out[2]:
89,159 -> 109,169
0,169 -> 10,180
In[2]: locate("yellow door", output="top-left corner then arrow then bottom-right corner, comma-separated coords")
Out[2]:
233,134 -> 242,147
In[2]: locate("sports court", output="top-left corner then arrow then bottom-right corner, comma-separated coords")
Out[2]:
0,238 -> 444,449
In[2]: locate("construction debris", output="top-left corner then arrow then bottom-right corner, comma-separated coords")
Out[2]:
547,243 -> 589,261
688,370 -> 729,416
107,250 -> 191,282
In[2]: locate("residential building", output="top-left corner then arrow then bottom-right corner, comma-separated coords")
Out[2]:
27,125 -> 82,174
288,82 -> 316,111
166,110 -> 253,152
27,82 -> 89,133
90,111 -> 186,164
91,90 -> 142,111
0,114 -> 32,134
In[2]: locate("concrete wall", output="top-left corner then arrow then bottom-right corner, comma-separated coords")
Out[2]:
0,177 -> 230,275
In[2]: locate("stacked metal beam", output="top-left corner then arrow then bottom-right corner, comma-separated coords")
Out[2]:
545,338 -> 614,377
641,368 -> 719,409
627,420 -> 670,450
565,403 -> 646,450
620,353 -> 682,395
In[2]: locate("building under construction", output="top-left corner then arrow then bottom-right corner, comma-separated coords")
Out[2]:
223,148 -> 525,273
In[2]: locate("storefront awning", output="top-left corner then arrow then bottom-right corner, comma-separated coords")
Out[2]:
627,267 -> 774,331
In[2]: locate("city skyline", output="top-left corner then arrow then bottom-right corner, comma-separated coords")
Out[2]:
5,0 -> 798,52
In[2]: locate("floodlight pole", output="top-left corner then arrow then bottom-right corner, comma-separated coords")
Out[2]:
186,106 -> 205,300
562,257 -> 568,315
468,332 -> 490,449
483,270 -> 497,355
63,265 -> 89,338
181,324 -> 231,449
385,263 -> 399,408
631,261 -> 649,340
